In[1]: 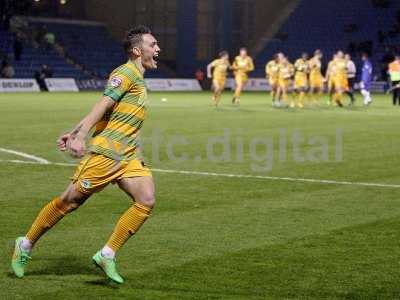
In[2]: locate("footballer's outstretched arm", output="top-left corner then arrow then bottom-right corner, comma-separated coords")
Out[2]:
324,64 -> 331,82
248,58 -> 255,72
57,96 -> 115,156
206,62 -> 213,79
70,96 -> 115,139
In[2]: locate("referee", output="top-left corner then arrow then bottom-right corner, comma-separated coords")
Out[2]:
345,53 -> 356,104
388,54 -> 400,105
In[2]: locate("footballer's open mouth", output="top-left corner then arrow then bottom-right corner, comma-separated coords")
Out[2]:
152,52 -> 159,67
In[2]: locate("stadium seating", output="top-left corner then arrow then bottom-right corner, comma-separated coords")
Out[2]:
0,29 -> 87,79
254,0 -> 400,79
1,19 -> 167,79
0,30 -> 13,56
27,20 -> 167,79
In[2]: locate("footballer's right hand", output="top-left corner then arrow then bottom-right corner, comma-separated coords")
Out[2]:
57,133 -> 71,152
67,135 -> 86,158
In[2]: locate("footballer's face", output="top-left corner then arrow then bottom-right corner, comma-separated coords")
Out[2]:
337,51 -> 344,59
240,49 -> 247,57
139,34 -> 160,69
221,53 -> 229,60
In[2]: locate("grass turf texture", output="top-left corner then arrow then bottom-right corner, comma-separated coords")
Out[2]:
1,91 -> 400,299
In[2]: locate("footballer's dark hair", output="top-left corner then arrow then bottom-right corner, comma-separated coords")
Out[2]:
219,50 -> 228,58
123,25 -> 152,55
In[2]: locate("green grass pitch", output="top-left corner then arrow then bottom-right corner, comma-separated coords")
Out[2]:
1,91 -> 400,299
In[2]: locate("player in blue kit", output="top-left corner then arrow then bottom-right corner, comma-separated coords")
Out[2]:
360,53 -> 373,106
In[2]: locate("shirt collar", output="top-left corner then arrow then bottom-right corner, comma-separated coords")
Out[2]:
127,59 -> 145,77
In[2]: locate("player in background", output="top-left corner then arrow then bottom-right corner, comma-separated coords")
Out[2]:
325,54 -> 337,105
207,50 -> 230,107
332,51 -> 348,107
11,26 -> 160,284
293,52 -> 309,108
277,55 -> 294,106
308,49 -> 324,105
388,54 -> 400,105
231,47 -> 254,105
360,52 -> 373,105
265,53 -> 282,106
345,53 -> 356,105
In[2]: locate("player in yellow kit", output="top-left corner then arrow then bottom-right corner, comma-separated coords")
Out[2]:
277,56 -> 294,105
325,54 -> 337,105
308,49 -> 324,105
293,52 -> 309,108
11,26 -> 161,284
332,51 -> 348,107
207,51 -> 230,107
265,53 -> 282,105
231,47 -> 254,104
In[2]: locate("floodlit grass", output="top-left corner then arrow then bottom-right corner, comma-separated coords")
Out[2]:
1,91 -> 400,299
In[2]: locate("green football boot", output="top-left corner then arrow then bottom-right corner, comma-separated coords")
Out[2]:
11,237 -> 31,278
92,251 -> 124,284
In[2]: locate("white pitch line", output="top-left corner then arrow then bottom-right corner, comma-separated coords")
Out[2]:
0,159 -> 75,167
0,147 -> 50,164
152,168 -> 400,189
0,158 -> 399,189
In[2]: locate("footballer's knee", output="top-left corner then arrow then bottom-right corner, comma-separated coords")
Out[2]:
134,185 -> 156,208
59,183 -> 90,212
135,189 -> 156,208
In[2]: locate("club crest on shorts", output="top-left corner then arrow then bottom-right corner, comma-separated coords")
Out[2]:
81,179 -> 92,189
110,77 -> 122,88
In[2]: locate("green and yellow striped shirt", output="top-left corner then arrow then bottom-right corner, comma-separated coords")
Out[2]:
89,60 -> 147,161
